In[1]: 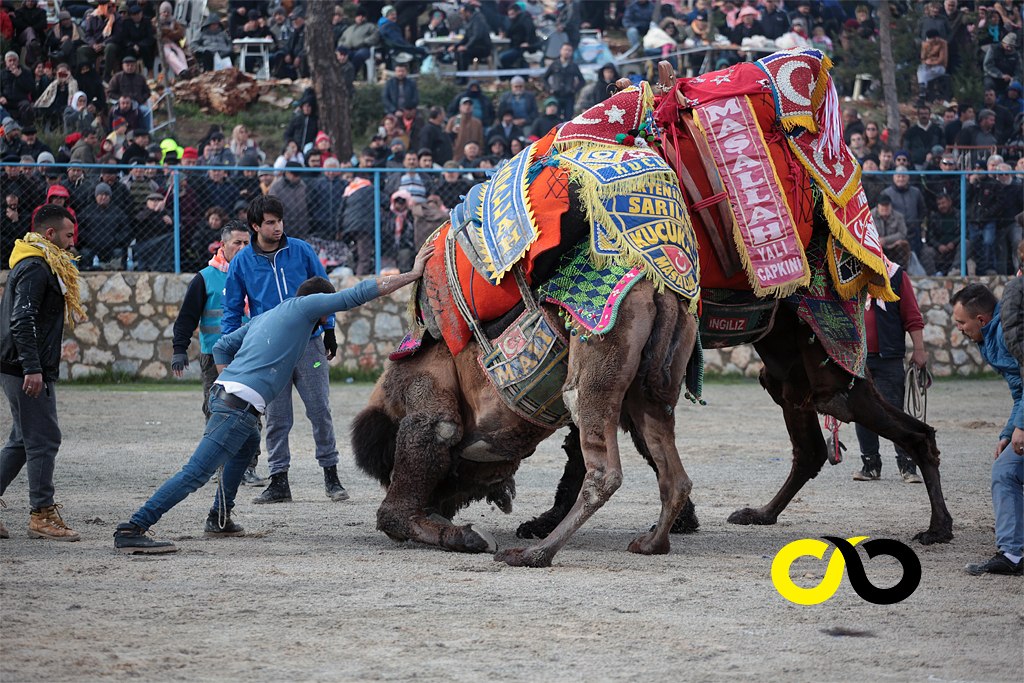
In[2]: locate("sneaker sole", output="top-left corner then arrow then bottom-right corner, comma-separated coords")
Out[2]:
204,530 -> 246,537
117,545 -> 179,554
252,496 -> 292,504
327,491 -> 350,501
243,480 -> 269,487
28,530 -> 81,541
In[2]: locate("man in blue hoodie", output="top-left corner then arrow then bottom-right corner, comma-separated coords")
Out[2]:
113,244 -> 434,554
221,195 -> 341,505
952,284 -> 1023,576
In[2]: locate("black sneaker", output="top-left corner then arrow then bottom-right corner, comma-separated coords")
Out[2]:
113,522 -> 178,555
965,552 -> 1023,576
242,466 -> 268,487
324,465 -> 350,501
204,511 -> 245,537
252,472 -> 291,504
852,466 -> 880,481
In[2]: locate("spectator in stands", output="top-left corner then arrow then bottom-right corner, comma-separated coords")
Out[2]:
1,191 -> 30,266
97,155 -> 132,214
544,42 -> 584,121
1007,116 -> 1024,165
731,6 -> 765,44
200,161 -> 239,214
122,128 -> 150,165
871,194 -> 911,268
230,124 -> 263,163
12,0 -> 46,68
382,189 -> 414,271
447,3 -> 491,73
447,97 -> 484,162
488,108 -> 525,146
960,109 -> 1000,166
46,10 -> 83,70
395,106 -> 422,156
420,8 -> 450,40
135,190 -> 173,246
894,149 -> 910,169
339,171 -> 376,275
759,0 -> 790,40
532,97 -> 563,139
623,0 -> 654,50
410,193 -> 447,250
925,190 -> 966,275
79,0 -> 123,80
905,106 -> 945,171
397,151 -> 429,203
500,2 -> 538,69
338,8 -> 379,78
334,47 -> 355,96
941,106 -> 962,146
1002,82 -> 1023,118
274,139 -> 304,168
110,95 -> 141,134
984,33 -> 1023,96
284,90 -> 319,151
193,205 -> 229,263
121,3 -> 156,77
62,164 -> 93,211
843,107 -> 865,144
498,76 -> 539,129
268,162 -> 310,238
0,122 -> 26,158
124,160 -> 159,213
881,167 -> 927,260
848,132 -> 868,161
19,125 -> 50,160
487,134 -> 509,162
859,155 -> 884,207
281,7 -> 307,79
70,128 -> 97,164
63,91 -> 95,134
107,56 -> 152,131
966,164 -> 1005,274
191,14 -> 233,74
983,88 -> 1016,143
995,162 -> 1023,272
382,63 -> 418,118
75,60 -> 107,117
448,80 -> 495,127
419,106 -> 452,166
309,157 -> 347,238
78,182 -> 129,267
918,29 -> 948,100
925,152 -> 962,210
1,52 -> 34,123
155,2 -> 188,79
917,1 -> 951,43
459,140 -> 482,169
205,131 -> 237,167
434,160 -> 474,211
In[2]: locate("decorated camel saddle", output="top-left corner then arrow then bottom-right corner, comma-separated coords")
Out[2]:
394,50 -> 895,430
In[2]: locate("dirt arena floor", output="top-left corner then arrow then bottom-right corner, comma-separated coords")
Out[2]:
0,379 -> 1021,682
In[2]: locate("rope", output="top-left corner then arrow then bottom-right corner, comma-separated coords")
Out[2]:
904,363 -> 932,422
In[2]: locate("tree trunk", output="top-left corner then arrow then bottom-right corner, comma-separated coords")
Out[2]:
304,11 -> 352,161
877,0 -> 901,150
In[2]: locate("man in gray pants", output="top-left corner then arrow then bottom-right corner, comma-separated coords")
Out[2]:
222,195 -> 344,504
1,205 -> 82,541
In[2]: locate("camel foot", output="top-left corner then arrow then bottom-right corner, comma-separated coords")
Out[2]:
441,524 -> 497,554
515,515 -> 560,539
912,526 -> 954,545
727,507 -> 778,526
494,546 -> 553,568
671,498 -> 699,534
628,532 -> 670,555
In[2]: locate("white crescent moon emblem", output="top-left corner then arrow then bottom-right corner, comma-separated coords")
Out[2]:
775,62 -> 812,107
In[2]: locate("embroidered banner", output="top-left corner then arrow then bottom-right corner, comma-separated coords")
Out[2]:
694,95 -> 809,297
556,145 -> 678,188
552,81 -> 655,150
450,144 -> 537,286
822,184 -> 894,301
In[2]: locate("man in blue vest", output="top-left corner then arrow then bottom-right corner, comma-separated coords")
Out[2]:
222,195 -> 344,504
952,283 -> 1023,576
170,221 -> 267,487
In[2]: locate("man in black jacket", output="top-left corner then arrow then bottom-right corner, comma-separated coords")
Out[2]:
1,53 -> 36,123
120,3 -> 157,74
0,204 -> 82,541
499,3 -> 537,69
284,90 -> 319,150
448,4 -> 491,74
419,106 -> 452,166
543,43 -> 584,120
13,0 -> 47,68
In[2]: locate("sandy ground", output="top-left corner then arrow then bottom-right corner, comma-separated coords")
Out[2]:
0,379 -> 1021,683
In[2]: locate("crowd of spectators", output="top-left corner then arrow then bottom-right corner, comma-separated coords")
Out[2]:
1,0 -> 1023,277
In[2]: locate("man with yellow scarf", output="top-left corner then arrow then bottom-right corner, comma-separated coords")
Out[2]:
0,204 -> 84,542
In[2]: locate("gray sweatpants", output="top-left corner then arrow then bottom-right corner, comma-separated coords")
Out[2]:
0,373 -> 62,510
264,336 -> 338,476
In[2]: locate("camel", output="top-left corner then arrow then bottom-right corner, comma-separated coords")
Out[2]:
352,61 -> 953,568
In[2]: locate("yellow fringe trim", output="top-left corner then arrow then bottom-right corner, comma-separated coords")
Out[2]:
809,53 -> 834,114
781,114 -> 818,134
785,136 -> 862,207
821,201 -> 898,302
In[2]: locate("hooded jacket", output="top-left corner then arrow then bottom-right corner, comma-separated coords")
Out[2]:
284,89 -> 319,149
222,233 -> 334,337
447,81 -> 495,125
977,302 -> 1023,441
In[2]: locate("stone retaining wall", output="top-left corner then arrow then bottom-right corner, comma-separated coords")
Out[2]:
0,272 -> 1011,381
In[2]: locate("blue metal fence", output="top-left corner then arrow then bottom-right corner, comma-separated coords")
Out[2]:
2,162 -> 1020,275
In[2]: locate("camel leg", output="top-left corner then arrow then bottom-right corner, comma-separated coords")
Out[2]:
728,369 -> 829,525
495,293 -> 655,567
516,426 -> 586,539
841,377 -> 952,544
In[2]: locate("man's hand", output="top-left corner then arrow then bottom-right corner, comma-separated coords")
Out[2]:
94,43 -> 104,52
375,243 -> 436,296
6,207 -> 18,222
457,45 -> 467,52
411,242 -> 435,278
911,348 -> 927,368
171,353 -> 189,378
996,437 -> 1011,459
22,373 -> 43,398
1012,428 -> 1024,456
1003,74 -> 1012,83
323,329 -> 337,361
163,215 -> 173,225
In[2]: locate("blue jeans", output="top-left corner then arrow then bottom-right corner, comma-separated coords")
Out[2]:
626,26 -> 641,48
993,442 -> 1023,557
139,100 -> 153,132
130,393 -> 260,530
557,95 -> 575,121
969,221 -> 998,275
498,47 -> 523,69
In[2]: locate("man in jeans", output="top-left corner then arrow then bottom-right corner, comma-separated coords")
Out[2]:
952,283 -> 1023,576
223,195 -> 342,504
170,222 -> 267,487
1,205 -> 83,541
853,263 -> 927,483
112,244 -> 434,554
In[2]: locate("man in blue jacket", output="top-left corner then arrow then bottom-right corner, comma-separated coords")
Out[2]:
112,244 -> 434,554
952,284 -> 1023,576
222,195 -> 342,505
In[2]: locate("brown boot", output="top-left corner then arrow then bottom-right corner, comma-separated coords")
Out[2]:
0,498 -> 8,539
29,504 -> 81,542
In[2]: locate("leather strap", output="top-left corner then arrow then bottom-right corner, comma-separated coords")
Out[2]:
213,387 -> 261,417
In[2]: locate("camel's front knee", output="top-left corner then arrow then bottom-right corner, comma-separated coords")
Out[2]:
581,468 -> 622,508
